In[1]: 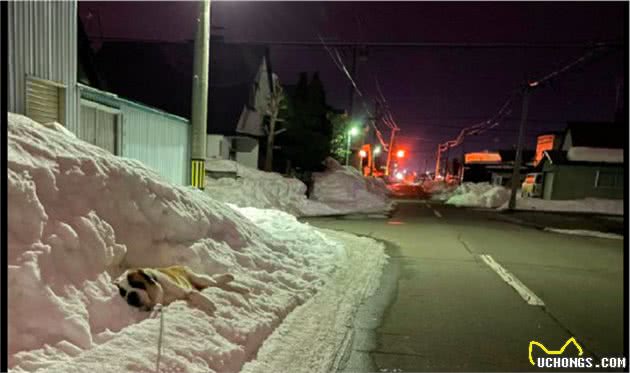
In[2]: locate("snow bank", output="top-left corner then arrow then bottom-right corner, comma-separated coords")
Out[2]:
240,229 -> 386,373
309,158 -> 393,215
567,147 -> 623,163
444,182 -> 510,208
498,197 -> 623,216
7,113 -> 385,373
421,179 -> 458,201
204,160 -> 339,217
205,158 -> 393,217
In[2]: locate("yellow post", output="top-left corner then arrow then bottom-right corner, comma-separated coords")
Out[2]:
191,159 -> 205,189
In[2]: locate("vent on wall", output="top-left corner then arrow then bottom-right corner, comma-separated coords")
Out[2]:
25,75 -> 67,126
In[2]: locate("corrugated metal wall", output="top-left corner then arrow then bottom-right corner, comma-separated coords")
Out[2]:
8,1 -> 79,133
121,103 -> 190,186
79,85 -> 191,186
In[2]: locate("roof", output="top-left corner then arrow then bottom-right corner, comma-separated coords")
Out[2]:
564,121 -> 625,149
92,37 -> 270,135
542,149 -> 624,167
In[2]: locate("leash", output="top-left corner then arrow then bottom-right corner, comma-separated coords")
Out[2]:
154,304 -> 164,373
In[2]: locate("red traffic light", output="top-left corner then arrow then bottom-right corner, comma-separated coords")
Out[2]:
396,149 -> 405,158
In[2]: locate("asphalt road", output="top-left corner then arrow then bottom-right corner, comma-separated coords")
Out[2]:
303,201 -> 626,372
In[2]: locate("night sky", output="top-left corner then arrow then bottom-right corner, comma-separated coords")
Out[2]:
79,1 -> 627,171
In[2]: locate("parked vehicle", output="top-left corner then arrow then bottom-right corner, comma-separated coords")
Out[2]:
521,173 -> 543,197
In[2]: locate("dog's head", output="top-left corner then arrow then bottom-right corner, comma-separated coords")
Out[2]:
113,269 -> 158,311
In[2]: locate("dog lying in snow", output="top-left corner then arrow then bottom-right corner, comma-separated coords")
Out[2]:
114,266 -> 248,315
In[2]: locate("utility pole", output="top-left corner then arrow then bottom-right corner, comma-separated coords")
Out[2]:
508,87 -> 530,210
385,128 -> 398,176
190,0 -> 210,189
443,145 -> 451,179
434,145 -> 440,179
347,47 -> 359,169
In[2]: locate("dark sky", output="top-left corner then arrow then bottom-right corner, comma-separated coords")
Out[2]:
79,1 -> 627,171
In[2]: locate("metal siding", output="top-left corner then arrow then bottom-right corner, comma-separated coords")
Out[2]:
121,105 -> 190,185
79,85 -> 190,185
8,1 -> 78,133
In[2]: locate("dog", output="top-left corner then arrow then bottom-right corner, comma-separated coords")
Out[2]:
114,266 -> 248,315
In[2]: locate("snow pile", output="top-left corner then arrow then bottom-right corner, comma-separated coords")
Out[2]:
7,113 -> 385,373
309,158 -> 394,215
204,160 -> 339,217
421,179 -> 458,201
567,147 -> 623,163
499,197 -> 623,216
204,158 -> 392,217
205,159 -> 239,173
445,182 -> 510,208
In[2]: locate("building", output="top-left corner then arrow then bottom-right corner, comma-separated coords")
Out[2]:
538,122 -> 624,200
8,2 -> 192,186
8,2 -> 80,132
94,35 -> 275,171
462,150 -> 535,186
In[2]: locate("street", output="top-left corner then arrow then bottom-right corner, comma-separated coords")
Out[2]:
304,201 -> 625,372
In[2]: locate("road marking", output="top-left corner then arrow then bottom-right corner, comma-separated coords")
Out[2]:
433,209 -> 442,218
426,203 -> 432,208
479,254 -> 545,306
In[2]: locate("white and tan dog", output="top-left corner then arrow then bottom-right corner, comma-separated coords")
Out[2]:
114,266 -> 248,315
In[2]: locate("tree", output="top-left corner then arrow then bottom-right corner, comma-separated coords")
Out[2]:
264,76 -> 288,171
328,111 -> 351,164
280,72 -> 333,172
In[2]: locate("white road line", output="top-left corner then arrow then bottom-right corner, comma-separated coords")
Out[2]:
479,254 -> 545,306
432,209 -> 442,218
426,203 -> 432,208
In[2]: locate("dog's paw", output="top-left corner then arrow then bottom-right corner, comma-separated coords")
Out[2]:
187,292 -> 217,316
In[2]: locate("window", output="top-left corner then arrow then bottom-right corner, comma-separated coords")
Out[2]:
595,170 -> 623,189
25,76 -> 66,126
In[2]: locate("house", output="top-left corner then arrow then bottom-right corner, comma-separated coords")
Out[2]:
94,36 -> 275,173
538,122 -> 624,200
8,2 -> 192,186
462,149 -> 535,186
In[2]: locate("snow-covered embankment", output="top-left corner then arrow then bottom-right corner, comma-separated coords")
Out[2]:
8,113 -> 386,373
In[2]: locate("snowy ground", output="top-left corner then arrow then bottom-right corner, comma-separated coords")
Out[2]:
205,158 -> 393,217
7,113 -> 386,373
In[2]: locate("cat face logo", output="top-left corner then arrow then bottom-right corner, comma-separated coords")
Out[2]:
528,337 -> 584,366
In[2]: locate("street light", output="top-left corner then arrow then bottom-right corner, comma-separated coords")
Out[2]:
345,126 -> 360,166
359,149 -> 367,158
373,146 -> 381,155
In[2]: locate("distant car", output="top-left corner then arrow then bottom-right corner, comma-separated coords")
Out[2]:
521,173 -> 543,198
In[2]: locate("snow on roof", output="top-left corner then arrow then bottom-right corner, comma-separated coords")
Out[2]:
566,147 -> 623,164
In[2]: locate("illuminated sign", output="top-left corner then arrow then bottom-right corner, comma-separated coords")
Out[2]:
464,152 -> 502,163
535,134 -> 555,164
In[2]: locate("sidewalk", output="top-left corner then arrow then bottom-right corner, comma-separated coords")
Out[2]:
492,210 -> 624,235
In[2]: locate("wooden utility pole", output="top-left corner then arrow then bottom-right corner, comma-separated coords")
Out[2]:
385,128 -> 398,176
190,0 -> 210,189
434,144 -> 442,179
508,87 -> 530,210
